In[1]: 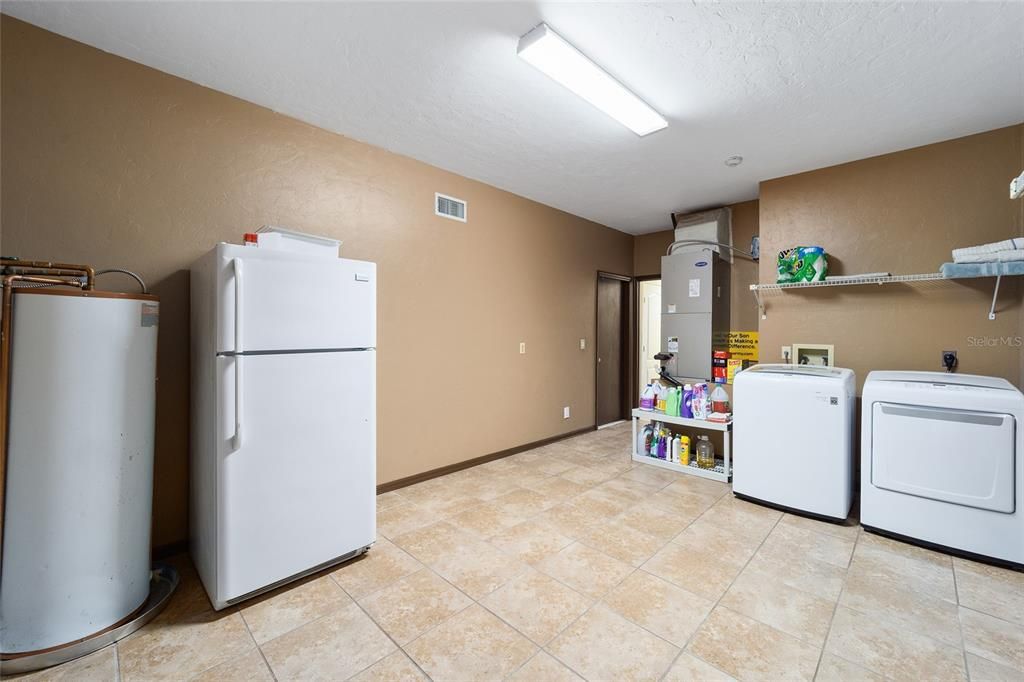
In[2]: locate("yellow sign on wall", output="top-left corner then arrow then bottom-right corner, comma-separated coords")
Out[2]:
719,331 -> 759,361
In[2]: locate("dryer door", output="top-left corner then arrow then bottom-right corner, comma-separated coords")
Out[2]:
870,402 -> 1015,513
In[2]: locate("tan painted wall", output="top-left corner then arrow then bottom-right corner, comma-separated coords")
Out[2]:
758,124 -> 1024,390
632,200 -> 760,333
0,17 -> 633,548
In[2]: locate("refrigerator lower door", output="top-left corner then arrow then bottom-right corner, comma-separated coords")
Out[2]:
216,349 -> 375,605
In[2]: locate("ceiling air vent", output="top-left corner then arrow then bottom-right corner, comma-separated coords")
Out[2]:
435,193 -> 467,222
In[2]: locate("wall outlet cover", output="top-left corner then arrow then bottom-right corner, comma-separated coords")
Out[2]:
563,406 -> 570,419
519,342 -> 526,354
579,338 -> 586,350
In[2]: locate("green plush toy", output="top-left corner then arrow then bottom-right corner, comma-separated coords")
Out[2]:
777,246 -> 828,283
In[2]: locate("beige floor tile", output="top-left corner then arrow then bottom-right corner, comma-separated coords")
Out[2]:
620,464 -> 681,488
579,518 -> 667,567
376,491 -> 407,511
447,499 -> 527,538
348,650 -> 427,681
673,517 -> 765,567
430,538 -> 528,599
522,475 -> 589,503
838,570 -> 960,646
858,530 -> 953,568
743,544 -> 847,602
649,487 -> 721,517
240,575 -> 351,644
759,523 -> 853,569
813,653 -> 885,682
118,610 -> 255,682
390,521 -> 468,565
331,537 -> 423,599
559,463 -> 614,486
530,455 -> 579,476
571,487 -> 634,518
534,501 -> 607,539
492,487 -> 559,517
689,606 -> 822,682
11,644 -> 117,682
662,652 -> 737,682
358,568 -> 472,645
955,558 -> 1024,626
487,519 -> 574,564
153,555 -> 216,624
480,568 -> 592,645
721,569 -> 835,647
615,500 -> 693,542
190,648 -> 274,682
377,502 -> 435,539
404,604 -> 536,681
548,604 -> 679,681
508,651 -> 582,681
536,542 -> 634,599
600,475 -> 663,500
779,513 -> 859,541
260,602 -> 396,681
642,541 -> 743,601
960,607 -> 1024,672
660,476 -> 731,501
824,606 -> 966,681
849,539 -> 957,604
966,653 -> 1023,682
602,570 -> 714,647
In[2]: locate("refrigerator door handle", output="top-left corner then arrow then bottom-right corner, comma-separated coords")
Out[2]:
233,258 -> 244,450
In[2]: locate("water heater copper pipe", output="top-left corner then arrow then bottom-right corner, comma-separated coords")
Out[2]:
0,259 -> 95,290
0,273 -> 86,564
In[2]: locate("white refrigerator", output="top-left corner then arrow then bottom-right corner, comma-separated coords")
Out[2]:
190,240 -> 376,610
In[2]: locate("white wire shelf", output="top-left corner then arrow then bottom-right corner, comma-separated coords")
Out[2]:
750,271 -> 1015,320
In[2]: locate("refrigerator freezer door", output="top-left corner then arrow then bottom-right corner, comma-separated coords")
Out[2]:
216,350 -> 375,604
216,243 -> 375,353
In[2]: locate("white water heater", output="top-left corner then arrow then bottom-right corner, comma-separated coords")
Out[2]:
1,287 -> 159,655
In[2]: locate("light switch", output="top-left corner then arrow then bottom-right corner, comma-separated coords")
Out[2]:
519,342 -> 526,354
563,406 -> 571,419
579,339 -> 586,350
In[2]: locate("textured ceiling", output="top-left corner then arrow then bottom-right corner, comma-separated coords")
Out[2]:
5,2 -> 1023,234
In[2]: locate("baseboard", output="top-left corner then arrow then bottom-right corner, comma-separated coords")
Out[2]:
376,425 -> 596,494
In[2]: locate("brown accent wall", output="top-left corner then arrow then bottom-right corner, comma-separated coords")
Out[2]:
0,17 -> 633,548
758,124 -> 1024,390
632,200 -> 760,332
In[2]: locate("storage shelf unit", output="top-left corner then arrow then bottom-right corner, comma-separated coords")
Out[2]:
630,408 -> 732,483
750,271 -> 1016,320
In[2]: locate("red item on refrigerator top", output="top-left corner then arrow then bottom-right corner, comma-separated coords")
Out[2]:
713,350 -> 731,359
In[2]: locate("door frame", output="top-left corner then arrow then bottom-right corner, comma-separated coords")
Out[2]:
594,271 -> 634,427
633,274 -> 661,406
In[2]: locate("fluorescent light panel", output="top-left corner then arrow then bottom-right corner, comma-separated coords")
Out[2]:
517,23 -> 667,136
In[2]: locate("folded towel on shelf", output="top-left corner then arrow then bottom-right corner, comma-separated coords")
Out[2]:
941,260 -> 1024,278
952,238 -> 1024,262
954,249 -> 1024,264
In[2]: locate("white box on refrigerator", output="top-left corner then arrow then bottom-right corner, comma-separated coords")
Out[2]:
190,242 -> 376,609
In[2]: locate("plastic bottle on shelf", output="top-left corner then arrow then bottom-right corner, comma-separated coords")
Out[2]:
671,435 -> 681,463
710,385 -> 731,414
639,424 -> 652,455
696,435 -> 716,469
681,384 -> 694,419
640,384 -> 655,411
665,387 -> 680,418
680,435 -> 691,466
657,429 -> 668,459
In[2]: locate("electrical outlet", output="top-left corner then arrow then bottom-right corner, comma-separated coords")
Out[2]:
781,346 -> 792,363
563,406 -> 570,419
519,342 -> 526,354
579,338 -> 586,350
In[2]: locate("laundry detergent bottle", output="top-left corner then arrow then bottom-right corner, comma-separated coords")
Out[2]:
681,384 -> 694,419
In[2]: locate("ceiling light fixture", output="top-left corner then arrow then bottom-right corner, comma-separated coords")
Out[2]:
724,156 -> 744,167
517,23 -> 667,137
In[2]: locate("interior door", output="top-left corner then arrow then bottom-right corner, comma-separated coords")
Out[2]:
639,281 -> 662,386
218,349 -> 375,601
597,275 -> 629,426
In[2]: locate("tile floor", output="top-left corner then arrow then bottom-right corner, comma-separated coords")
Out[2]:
11,423 -> 1024,681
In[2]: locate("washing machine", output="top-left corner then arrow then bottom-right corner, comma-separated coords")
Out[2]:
733,364 -> 856,520
861,371 -> 1024,567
